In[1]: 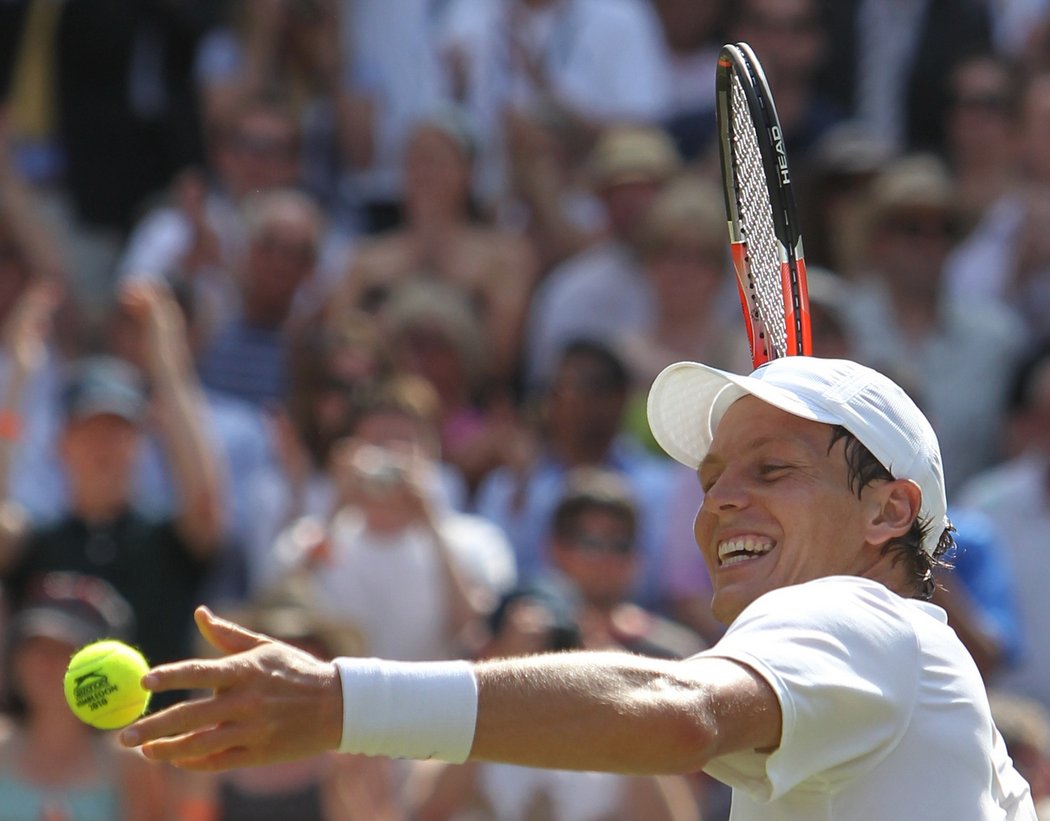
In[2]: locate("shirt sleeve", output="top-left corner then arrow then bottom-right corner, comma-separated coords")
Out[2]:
697,578 -> 921,802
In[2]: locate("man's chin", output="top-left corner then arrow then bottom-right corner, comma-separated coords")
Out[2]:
710,584 -> 765,626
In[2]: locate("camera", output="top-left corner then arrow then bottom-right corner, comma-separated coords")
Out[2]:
351,445 -> 408,494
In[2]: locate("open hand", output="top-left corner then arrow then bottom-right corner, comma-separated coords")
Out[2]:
120,606 -> 343,770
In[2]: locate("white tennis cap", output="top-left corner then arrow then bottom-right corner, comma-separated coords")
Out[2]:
647,357 -> 948,555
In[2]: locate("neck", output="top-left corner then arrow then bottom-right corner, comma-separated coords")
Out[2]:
857,546 -> 916,598
71,496 -> 126,525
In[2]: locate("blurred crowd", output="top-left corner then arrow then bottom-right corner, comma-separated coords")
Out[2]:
1,0 -> 1050,819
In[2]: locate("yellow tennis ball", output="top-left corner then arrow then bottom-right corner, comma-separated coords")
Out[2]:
63,639 -> 151,730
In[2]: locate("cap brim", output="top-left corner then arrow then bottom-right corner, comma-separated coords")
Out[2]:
10,609 -> 102,648
647,361 -> 844,468
67,401 -> 143,424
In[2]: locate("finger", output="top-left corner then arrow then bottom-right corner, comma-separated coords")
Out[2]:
140,657 -> 239,695
194,606 -> 271,656
121,691 -> 229,747
117,281 -> 150,315
138,714 -> 250,763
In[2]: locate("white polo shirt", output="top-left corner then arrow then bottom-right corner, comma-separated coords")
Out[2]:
696,576 -> 1035,820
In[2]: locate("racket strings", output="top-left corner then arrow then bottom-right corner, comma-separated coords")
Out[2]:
730,75 -> 788,359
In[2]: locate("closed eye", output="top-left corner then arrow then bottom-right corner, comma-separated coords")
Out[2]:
757,464 -> 792,480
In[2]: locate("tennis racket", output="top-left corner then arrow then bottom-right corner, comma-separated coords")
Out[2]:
716,42 -> 811,369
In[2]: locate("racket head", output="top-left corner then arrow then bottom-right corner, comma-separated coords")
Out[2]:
716,42 -> 811,369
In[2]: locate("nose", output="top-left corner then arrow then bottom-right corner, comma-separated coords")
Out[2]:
701,467 -> 751,513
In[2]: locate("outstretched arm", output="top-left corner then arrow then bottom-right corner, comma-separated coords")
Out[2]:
471,651 -> 777,774
121,607 -> 780,775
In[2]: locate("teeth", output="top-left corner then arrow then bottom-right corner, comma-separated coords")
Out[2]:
718,538 -> 774,565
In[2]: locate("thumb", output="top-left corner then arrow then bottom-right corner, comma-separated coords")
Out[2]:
194,605 -> 270,656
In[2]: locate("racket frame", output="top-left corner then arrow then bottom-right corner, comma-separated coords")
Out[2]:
716,42 -> 812,368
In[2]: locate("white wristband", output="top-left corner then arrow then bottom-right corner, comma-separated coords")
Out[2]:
334,657 -> 479,763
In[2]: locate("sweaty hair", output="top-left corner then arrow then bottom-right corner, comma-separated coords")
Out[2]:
828,426 -> 954,600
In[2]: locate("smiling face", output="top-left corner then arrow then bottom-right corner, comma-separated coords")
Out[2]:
695,396 -> 879,624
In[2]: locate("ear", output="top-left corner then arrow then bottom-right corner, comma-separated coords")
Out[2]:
548,535 -> 572,570
865,479 -> 922,547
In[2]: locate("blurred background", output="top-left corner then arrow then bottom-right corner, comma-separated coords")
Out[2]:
1,1 -> 1050,818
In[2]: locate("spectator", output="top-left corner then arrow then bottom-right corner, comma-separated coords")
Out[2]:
331,112 -> 538,390
941,53 -> 1041,330
651,0 -> 725,161
240,311 -> 394,596
500,100 -> 609,276
814,0 -> 992,156
194,0 -> 374,228
476,339 -> 676,610
616,174 -> 749,452
0,284 -> 226,695
726,0 -> 844,161
524,125 -> 681,389
336,0 -> 448,234
196,186 -> 324,408
841,153 -> 1025,492
543,467 -> 705,660
945,68 -> 1050,341
382,279 -> 515,500
0,275 -> 257,569
1,1 -> 218,309
0,572 -> 176,820
101,283 -> 272,601
793,123 -> 895,276
119,98 -> 305,351
268,374 -> 517,661
943,52 -> 1022,221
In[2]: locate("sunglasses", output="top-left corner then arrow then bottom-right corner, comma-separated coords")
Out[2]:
951,93 -> 1011,113
565,532 -> 634,556
230,134 -> 297,158
253,234 -> 318,264
881,215 -> 958,240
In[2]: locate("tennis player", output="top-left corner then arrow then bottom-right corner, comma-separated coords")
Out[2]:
121,357 -> 1036,819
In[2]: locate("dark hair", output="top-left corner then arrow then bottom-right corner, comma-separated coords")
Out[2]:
552,339 -> 630,393
1005,338 -> 1050,415
551,467 -> 638,541
828,426 -> 954,600
487,581 -> 582,652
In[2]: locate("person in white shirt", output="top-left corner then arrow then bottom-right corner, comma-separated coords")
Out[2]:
121,356 -> 1036,820
265,372 -> 516,662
